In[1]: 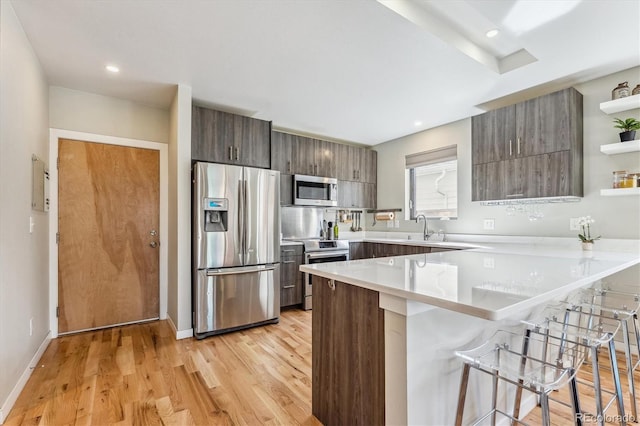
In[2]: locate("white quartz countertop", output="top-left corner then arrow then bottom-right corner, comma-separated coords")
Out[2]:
299,244 -> 640,320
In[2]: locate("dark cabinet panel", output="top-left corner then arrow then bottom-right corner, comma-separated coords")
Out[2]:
279,174 -> 293,206
471,88 -> 583,201
472,105 -> 515,165
362,242 -> 431,258
312,276 -> 385,426
192,106 -> 271,168
472,162 -> 505,202
349,242 -> 366,260
338,181 -> 377,209
271,131 -> 294,174
280,245 -> 303,308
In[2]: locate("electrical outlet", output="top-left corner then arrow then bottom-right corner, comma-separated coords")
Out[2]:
483,219 -> 495,230
29,318 -> 33,336
483,257 -> 495,269
386,220 -> 392,228
569,217 -> 581,231
394,219 -> 400,228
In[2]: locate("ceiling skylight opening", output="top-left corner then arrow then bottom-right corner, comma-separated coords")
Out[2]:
485,29 -> 499,38
105,64 -> 120,73
503,0 -> 581,34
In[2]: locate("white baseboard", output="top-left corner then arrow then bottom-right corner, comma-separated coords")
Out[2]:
0,331 -> 52,424
166,315 -> 193,340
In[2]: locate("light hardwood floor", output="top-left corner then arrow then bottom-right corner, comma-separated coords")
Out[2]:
5,310 -> 638,425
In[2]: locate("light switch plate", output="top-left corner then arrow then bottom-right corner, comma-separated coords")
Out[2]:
29,216 -> 34,233
483,219 -> 495,230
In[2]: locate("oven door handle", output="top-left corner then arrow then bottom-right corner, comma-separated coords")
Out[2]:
305,251 -> 350,261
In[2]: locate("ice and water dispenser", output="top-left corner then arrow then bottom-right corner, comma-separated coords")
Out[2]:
203,198 -> 228,232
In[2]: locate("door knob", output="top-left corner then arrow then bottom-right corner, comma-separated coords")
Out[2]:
150,229 -> 157,236
149,241 -> 159,248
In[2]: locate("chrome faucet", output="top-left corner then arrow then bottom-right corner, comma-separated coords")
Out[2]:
415,214 -> 432,240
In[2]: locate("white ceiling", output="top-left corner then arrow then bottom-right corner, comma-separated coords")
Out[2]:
10,0 -> 640,145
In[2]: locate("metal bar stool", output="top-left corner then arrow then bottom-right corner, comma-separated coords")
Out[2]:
521,304 -> 627,426
571,283 -> 640,421
455,325 -> 583,426
455,304 -> 628,426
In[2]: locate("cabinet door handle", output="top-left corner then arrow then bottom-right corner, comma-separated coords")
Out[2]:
353,170 -> 356,179
228,146 -> 233,160
358,170 -> 360,180
283,284 -> 296,289
282,249 -> 296,253
328,279 -> 336,291
506,193 -> 524,198
517,137 -> 521,155
235,147 -> 239,161
283,260 -> 296,264
287,160 -> 291,173
509,140 -> 513,156
314,164 -> 318,175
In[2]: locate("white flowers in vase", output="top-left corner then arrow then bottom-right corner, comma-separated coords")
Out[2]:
577,216 -> 600,244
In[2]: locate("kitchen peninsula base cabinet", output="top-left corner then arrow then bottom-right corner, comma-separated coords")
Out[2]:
312,276 -> 384,425
304,246 -> 640,424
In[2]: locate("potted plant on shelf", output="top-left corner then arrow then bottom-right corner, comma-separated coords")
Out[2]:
613,117 -> 640,142
577,216 -> 600,251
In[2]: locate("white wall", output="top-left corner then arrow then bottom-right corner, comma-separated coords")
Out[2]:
49,86 -> 170,143
0,1 -> 50,421
167,85 -> 193,336
373,67 -> 640,241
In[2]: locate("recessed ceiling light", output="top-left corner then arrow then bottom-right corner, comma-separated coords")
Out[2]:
485,29 -> 499,38
414,121 -> 423,126
105,64 -> 120,73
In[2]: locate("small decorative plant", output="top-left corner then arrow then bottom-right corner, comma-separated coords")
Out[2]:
577,216 -> 600,244
613,117 -> 640,132
613,117 -> 640,142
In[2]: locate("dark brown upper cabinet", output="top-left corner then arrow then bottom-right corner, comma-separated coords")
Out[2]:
271,131 -> 377,208
472,87 -> 583,201
192,105 -> 271,169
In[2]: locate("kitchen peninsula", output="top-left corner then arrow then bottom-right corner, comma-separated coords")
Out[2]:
301,243 -> 640,425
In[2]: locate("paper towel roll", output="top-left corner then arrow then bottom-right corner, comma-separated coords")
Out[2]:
374,212 -> 394,221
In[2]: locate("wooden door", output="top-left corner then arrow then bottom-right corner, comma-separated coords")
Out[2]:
58,139 -> 159,333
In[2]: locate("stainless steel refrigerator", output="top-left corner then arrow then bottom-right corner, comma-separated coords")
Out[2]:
193,162 -> 280,338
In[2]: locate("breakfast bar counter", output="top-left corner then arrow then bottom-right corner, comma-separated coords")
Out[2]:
301,243 -> 640,425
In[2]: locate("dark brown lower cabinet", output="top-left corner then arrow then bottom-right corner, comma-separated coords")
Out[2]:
280,246 -> 303,307
363,242 -> 432,258
312,276 -> 385,426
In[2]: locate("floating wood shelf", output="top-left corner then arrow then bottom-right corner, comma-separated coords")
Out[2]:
600,140 -> 640,155
600,188 -> 640,196
600,94 -> 640,114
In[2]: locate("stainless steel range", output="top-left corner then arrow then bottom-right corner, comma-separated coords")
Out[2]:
281,206 -> 350,310
301,239 -> 349,310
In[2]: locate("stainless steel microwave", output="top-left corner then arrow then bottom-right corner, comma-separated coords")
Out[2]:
293,174 -> 338,207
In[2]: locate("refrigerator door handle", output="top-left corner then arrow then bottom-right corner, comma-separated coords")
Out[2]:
206,264 -> 277,276
243,177 -> 249,262
237,178 -> 244,264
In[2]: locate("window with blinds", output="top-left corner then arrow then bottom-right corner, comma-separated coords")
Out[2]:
406,145 -> 458,219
